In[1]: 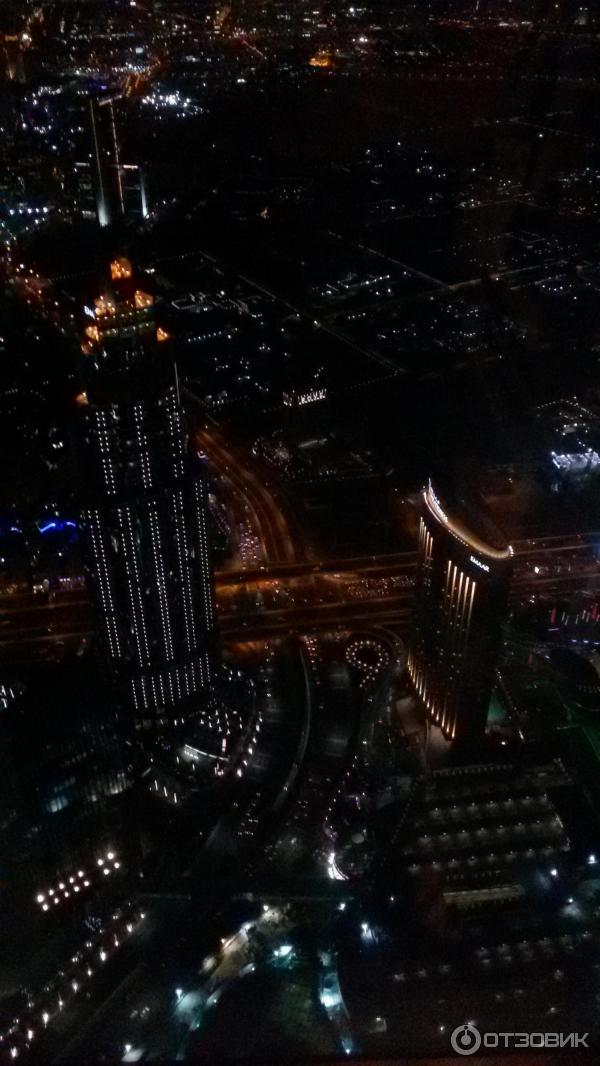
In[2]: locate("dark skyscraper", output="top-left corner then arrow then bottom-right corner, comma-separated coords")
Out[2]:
0,662 -> 130,928
408,481 -> 512,747
79,258 -> 216,733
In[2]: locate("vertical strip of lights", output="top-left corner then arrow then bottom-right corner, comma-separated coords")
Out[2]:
173,488 -> 197,653
165,389 -> 198,656
117,506 -> 150,669
94,410 -> 117,496
147,500 -> 174,662
133,403 -> 153,493
193,477 -> 215,633
86,509 -> 121,660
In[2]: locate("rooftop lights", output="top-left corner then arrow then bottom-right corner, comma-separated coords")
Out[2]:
110,257 -> 132,281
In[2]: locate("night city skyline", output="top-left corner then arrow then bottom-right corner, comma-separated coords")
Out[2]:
1,1 -> 600,1064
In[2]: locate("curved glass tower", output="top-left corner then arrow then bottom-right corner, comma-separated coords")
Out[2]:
408,481 -> 512,748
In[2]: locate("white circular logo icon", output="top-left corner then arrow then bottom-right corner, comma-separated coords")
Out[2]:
451,1023 -> 482,1056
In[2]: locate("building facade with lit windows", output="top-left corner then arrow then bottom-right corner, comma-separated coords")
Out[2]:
79,258 -> 216,733
0,660 -> 131,936
408,481 -> 512,748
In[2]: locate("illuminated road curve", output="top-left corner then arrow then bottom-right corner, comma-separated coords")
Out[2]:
195,425 -> 299,565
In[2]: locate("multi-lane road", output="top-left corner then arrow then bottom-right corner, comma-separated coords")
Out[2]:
2,417 -> 600,663
2,531 -> 600,665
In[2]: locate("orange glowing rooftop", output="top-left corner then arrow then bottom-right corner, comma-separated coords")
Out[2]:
110,257 -> 133,281
134,289 -> 154,311
309,51 -> 334,68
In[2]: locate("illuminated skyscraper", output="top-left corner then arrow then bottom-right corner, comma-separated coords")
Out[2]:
88,97 -> 148,227
408,481 -> 512,748
79,259 -> 216,733
1,34 -> 26,83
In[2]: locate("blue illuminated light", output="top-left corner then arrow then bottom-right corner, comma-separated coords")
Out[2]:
38,519 -> 79,535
